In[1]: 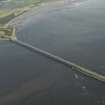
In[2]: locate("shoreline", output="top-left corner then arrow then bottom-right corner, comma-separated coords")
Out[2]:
7,0 -> 85,27
0,0 -> 64,27
0,1 -> 41,26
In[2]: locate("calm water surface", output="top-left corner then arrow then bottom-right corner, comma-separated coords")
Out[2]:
0,0 -> 105,105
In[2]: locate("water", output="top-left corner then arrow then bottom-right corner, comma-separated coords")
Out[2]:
0,0 -> 105,104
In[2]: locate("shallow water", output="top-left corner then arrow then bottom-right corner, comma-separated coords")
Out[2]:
0,0 -> 105,105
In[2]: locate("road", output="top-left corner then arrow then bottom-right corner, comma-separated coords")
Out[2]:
0,0 -> 105,105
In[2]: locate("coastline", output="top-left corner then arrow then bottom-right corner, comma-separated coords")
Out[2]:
8,0 -> 65,25
6,0 -> 85,27
0,0 -> 64,26
0,1 -> 41,25
0,0 -> 87,27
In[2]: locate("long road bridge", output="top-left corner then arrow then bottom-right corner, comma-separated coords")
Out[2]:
0,26 -> 105,83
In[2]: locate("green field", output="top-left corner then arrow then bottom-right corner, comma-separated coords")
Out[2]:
0,10 -> 14,17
